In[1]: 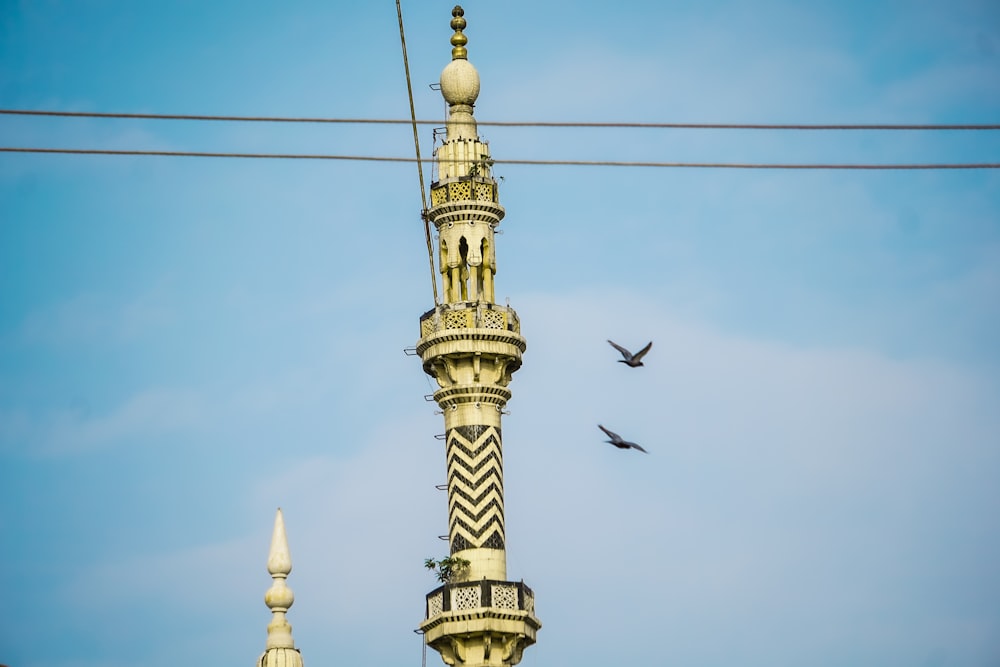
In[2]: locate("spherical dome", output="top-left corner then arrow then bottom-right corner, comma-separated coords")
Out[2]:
440,58 -> 480,106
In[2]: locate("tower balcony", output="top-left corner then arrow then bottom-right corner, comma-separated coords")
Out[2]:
430,176 -> 500,207
419,302 -> 520,339
424,580 -> 536,620
417,303 -> 526,388
427,176 -> 505,228
421,580 -> 541,650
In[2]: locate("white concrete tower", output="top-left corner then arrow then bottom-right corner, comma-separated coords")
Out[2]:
257,509 -> 304,667
417,7 -> 540,666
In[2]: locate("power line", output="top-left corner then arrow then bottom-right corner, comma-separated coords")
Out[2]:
2,147 -> 997,169
2,109 -> 999,131
396,0 -> 438,305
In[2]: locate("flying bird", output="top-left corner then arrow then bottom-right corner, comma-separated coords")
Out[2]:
598,424 -> 648,453
607,339 -> 653,367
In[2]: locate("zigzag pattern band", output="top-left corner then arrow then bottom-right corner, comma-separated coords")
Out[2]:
446,424 -> 505,553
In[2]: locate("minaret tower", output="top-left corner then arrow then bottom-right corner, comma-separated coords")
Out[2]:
257,509 -> 304,667
416,7 -> 540,667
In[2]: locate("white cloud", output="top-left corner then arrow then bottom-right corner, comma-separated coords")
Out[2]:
501,288 -> 1000,665
52,411 -> 444,667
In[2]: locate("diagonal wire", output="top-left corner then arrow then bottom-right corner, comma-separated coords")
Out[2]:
396,0 -> 438,304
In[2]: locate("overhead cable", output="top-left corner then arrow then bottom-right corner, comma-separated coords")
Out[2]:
2,109 -> 998,131
2,147 -> 997,169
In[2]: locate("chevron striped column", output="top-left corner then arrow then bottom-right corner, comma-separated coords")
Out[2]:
417,317 -> 524,582
446,422 -> 506,578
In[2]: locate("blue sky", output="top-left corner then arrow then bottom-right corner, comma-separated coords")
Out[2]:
1,1 -> 999,666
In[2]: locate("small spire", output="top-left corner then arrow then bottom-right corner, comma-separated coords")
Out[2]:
450,6 -> 468,59
257,508 -> 304,667
267,508 -> 292,576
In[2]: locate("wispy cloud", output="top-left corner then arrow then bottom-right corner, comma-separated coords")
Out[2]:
504,288 -> 1000,664
9,284 -> 176,346
0,386 -> 206,458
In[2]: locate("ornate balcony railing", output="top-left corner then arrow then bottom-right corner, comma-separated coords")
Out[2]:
425,580 -> 535,620
419,302 -> 521,339
429,175 -> 499,207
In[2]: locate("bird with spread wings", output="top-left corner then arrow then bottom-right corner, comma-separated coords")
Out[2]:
607,339 -> 653,367
598,424 -> 649,453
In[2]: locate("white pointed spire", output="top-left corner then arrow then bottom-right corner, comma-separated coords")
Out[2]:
257,508 -> 304,667
267,508 -> 292,577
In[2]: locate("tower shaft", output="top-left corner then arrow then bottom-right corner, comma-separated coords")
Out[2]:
416,7 -> 539,667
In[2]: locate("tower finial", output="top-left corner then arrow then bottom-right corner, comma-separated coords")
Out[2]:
257,508 -> 304,667
439,5 -> 480,115
450,6 -> 468,59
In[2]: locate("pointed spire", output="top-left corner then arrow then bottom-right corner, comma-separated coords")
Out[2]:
257,509 -> 304,667
267,507 -> 292,577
